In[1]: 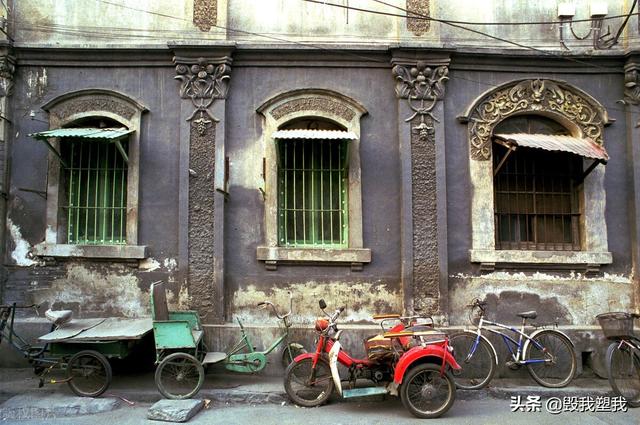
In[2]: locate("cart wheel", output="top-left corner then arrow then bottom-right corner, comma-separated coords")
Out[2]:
66,350 -> 112,397
155,352 -> 204,399
400,363 -> 456,419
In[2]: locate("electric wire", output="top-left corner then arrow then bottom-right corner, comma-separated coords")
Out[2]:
10,0 -> 640,119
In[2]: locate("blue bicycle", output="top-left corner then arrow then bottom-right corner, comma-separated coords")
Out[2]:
450,299 -> 577,389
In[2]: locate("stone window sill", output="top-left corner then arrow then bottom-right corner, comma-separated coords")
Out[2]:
256,246 -> 371,271
470,249 -> 612,271
33,243 -> 148,260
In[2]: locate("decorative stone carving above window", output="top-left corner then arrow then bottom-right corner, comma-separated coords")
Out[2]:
458,79 -> 613,270
463,79 -> 609,161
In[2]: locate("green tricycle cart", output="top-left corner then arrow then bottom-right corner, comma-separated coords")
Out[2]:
150,281 -> 305,399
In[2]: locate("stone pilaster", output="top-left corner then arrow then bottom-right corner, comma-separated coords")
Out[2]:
623,56 -> 640,313
172,46 -> 233,323
0,47 -> 14,289
391,51 -> 449,321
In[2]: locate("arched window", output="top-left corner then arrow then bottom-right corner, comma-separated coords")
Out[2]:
256,89 -> 370,270
459,79 -> 612,269
30,89 -> 147,259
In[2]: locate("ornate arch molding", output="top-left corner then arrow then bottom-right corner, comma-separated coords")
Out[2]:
256,89 -> 371,270
459,79 -> 611,161
42,89 -> 147,129
257,89 -> 368,128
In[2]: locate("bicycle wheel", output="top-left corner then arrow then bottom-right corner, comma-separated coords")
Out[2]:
449,332 -> 496,390
281,342 -> 307,368
525,330 -> 576,388
400,363 -> 456,419
155,352 -> 204,399
284,357 -> 333,407
607,341 -> 640,407
66,350 -> 112,397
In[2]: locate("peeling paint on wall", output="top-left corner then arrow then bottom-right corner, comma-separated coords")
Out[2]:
449,271 -> 633,326
25,68 -> 47,100
163,258 -> 177,272
139,257 -> 161,272
231,281 -> 402,325
7,219 -> 39,266
31,263 -> 148,318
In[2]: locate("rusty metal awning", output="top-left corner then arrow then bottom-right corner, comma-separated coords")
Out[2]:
494,133 -> 609,162
272,129 -> 357,140
29,127 -> 133,166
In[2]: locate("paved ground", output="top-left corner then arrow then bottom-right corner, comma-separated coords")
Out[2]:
0,368 -> 636,424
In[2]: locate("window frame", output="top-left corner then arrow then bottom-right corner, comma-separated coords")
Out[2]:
256,89 -> 371,270
459,79 -> 613,269
32,89 -> 148,260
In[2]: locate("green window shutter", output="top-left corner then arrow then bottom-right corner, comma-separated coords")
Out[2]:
63,138 -> 128,245
278,139 -> 348,247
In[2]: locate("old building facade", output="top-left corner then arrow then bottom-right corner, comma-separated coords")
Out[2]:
1,0 -> 639,375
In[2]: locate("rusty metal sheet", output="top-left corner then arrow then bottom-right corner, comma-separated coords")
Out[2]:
272,129 -> 357,140
38,318 -> 105,342
38,318 -> 152,342
494,133 -> 609,161
71,318 -> 152,341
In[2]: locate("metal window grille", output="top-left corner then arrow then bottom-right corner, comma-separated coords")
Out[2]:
278,139 -> 348,247
493,147 -> 582,251
63,139 -> 128,244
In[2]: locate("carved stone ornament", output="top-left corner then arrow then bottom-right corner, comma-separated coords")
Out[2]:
623,66 -> 640,105
393,62 -> 448,140
175,58 -> 231,121
271,97 -> 355,122
406,0 -> 430,36
51,96 -> 136,124
193,0 -> 217,32
466,79 -> 607,160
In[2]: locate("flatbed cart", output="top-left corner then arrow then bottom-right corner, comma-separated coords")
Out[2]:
1,303 -> 152,397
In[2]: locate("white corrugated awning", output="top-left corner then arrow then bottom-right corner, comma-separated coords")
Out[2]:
272,129 -> 357,140
494,133 -> 609,162
29,128 -> 134,141
29,127 -> 133,165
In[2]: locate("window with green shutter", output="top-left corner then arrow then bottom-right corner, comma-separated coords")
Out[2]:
277,138 -> 348,247
62,138 -> 128,245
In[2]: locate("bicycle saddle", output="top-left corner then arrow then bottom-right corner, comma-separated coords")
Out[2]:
516,311 -> 537,320
45,309 -> 73,326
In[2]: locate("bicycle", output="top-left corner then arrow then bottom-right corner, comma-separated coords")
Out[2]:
596,312 -> 640,407
150,282 -> 306,399
449,298 -> 577,389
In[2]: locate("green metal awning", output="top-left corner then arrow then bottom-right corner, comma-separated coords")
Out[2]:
29,128 -> 133,166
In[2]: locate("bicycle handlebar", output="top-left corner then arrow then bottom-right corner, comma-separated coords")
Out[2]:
256,291 -> 293,320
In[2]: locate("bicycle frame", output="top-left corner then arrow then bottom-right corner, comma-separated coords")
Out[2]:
468,315 -> 548,366
226,316 -> 291,357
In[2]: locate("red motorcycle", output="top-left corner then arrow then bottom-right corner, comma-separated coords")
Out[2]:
283,299 -> 460,419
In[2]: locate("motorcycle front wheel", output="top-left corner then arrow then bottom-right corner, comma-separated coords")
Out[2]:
400,363 -> 456,419
284,357 -> 334,407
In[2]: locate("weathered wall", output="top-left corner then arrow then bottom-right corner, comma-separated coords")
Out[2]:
224,60 -> 403,323
5,62 -> 185,316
